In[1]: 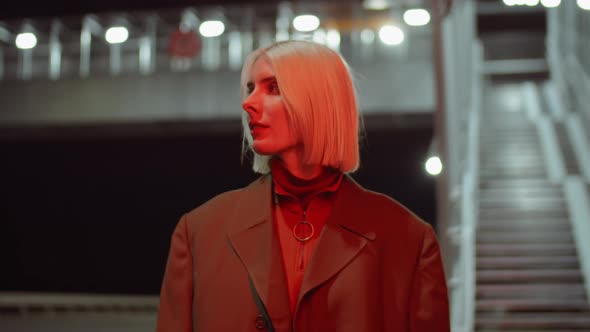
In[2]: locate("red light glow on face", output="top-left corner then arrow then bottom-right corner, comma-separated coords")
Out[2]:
250,126 -> 267,138
242,58 -> 301,157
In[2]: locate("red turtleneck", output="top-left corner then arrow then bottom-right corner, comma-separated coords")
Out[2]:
270,158 -> 343,314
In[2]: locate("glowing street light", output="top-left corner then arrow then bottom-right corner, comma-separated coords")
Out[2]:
360,29 -> 375,43
378,25 -> 404,46
540,0 -> 561,8
199,20 -> 225,37
15,32 -> 37,49
293,15 -> 320,32
326,29 -> 341,50
105,27 -> 129,44
425,156 -> 443,176
503,0 -> 518,6
503,0 -> 532,5
363,0 -> 391,10
578,0 -> 590,10
403,9 -> 431,26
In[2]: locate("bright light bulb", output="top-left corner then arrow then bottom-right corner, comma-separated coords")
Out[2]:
425,156 -> 443,176
578,0 -> 590,10
363,0 -> 391,10
360,29 -> 375,44
524,0 -> 540,6
378,25 -> 404,46
403,9 -> 431,26
199,20 -> 225,37
540,0 -> 561,7
105,27 -> 129,44
506,0 -> 528,5
293,15 -> 320,32
326,29 -> 341,49
15,32 -> 37,49
312,29 -> 326,44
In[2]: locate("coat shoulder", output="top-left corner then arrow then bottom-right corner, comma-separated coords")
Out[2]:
181,175 -> 268,232
353,186 -> 437,267
185,187 -> 243,221
356,184 -> 433,235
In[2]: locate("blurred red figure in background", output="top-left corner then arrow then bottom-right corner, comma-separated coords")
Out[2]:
157,40 -> 450,332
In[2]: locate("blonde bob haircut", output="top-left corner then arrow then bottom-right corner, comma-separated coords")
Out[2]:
240,40 -> 362,174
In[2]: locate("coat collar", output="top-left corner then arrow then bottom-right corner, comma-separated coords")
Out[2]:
227,174 -> 376,238
227,174 -> 376,325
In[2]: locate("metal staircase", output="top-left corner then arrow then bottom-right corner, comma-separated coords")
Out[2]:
474,83 -> 590,331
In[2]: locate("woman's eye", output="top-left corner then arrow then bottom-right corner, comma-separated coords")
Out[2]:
270,82 -> 280,94
246,82 -> 257,95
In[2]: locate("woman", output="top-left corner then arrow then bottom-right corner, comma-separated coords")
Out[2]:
157,40 -> 449,332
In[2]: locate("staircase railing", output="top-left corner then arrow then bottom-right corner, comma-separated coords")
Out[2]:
447,39 -> 482,332
546,1 -> 590,150
545,0 -> 590,312
434,0 -> 482,330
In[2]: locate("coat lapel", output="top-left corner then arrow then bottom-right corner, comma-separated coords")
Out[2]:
227,174 -> 377,327
296,175 -> 377,310
226,175 -> 293,329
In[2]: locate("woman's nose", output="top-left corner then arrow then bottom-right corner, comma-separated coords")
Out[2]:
242,94 -> 260,116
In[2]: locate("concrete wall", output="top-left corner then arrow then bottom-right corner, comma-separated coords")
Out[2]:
0,59 -> 434,126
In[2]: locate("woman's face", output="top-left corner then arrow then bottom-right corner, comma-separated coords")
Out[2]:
242,57 -> 301,156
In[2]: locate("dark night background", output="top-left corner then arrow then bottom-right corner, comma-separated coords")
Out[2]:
0,0 -> 544,297
0,114 -> 435,295
2,0 -> 321,20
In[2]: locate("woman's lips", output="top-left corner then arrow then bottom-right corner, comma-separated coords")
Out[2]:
251,126 -> 266,137
249,121 -> 269,137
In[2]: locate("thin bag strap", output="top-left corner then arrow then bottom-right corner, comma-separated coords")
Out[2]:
247,274 -> 276,332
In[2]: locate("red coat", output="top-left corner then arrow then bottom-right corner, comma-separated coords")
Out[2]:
157,175 -> 450,332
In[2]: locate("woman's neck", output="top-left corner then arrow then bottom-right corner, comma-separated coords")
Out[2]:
276,147 -> 323,180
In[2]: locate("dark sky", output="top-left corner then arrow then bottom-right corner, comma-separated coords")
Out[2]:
1,0 -> 318,20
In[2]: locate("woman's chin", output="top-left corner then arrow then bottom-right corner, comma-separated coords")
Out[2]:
252,143 -> 275,156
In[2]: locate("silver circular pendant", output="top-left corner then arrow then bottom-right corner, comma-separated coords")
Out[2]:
293,221 -> 314,242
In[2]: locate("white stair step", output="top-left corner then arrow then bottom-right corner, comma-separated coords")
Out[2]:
480,179 -> 557,189
480,190 -> 563,199
476,313 -> 590,330
479,200 -> 565,210
477,269 -> 583,283
477,284 -> 587,299
477,232 -> 573,244
477,222 -> 571,233
477,299 -> 590,312
477,244 -> 577,256
477,256 -> 579,269
479,209 -> 568,219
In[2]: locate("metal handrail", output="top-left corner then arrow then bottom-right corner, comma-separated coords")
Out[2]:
433,0 -> 481,329
461,39 -> 482,332
0,292 -> 159,315
449,39 -> 482,332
